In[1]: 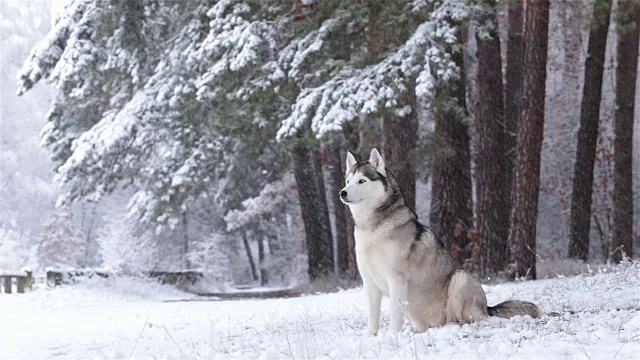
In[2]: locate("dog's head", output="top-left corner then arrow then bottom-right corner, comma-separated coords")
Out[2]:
340,148 -> 389,208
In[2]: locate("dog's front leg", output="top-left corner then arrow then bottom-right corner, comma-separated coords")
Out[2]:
363,280 -> 382,335
388,280 -> 407,332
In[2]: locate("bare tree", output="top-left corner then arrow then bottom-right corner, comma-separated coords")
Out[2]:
612,0 -> 640,262
474,0 -> 510,276
508,0 -> 550,280
568,0 -> 612,261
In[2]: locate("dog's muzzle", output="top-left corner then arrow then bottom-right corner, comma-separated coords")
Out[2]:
340,190 -> 348,199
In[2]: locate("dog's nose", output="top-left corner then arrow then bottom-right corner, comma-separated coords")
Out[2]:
340,190 -> 347,198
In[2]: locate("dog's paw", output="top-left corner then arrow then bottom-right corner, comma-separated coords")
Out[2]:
365,326 -> 378,336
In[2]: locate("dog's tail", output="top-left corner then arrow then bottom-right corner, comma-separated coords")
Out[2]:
488,300 -> 542,319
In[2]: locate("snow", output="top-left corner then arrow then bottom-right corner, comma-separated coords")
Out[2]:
3,264 -> 640,360
0,270 -> 29,277
277,0 -> 471,139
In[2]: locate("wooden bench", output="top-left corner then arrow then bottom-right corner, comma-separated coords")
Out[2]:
148,270 -> 203,286
46,269 -> 110,287
0,270 -> 33,293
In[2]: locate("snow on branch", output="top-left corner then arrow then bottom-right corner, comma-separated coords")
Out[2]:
224,173 -> 297,231
16,0 -> 94,95
194,1 -> 278,102
277,0 -> 469,139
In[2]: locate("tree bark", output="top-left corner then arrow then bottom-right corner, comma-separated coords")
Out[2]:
430,26 -> 474,267
612,0 -> 640,262
242,233 -> 258,281
382,87 -> 419,210
291,131 -> 335,280
342,122 -> 360,281
568,0 -> 612,261
559,0 -> 584,126
258,237 -> 268,286
182,211 -> 190,269
326,137 -> 350,277
508,0 -> 550,280
504,0 -> 525,211
474,0 -> 509,276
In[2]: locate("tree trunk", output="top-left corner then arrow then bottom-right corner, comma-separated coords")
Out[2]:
291,131 -> 335,280
612,0 -> 639,263
559,0 -> 583,126
182,211 -> 190,269
547,0 -> 585,244
504,0 -> 525,211
568,0 -> 612,261
508,0 -> 550,280
474,0 -> 509,276
430,26 -> 474,267
258,237 -> 268,286
382,87 -> 418,210
242,233 -> 258,281
326,137 -> 350,277
342,122 -> 360,281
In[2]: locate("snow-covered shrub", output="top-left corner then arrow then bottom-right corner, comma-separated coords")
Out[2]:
0,227 -> 35,270
187,232 -> 233,285
97,212 -> 157,275
223,173 -> 298,231
37,211 -> 86,269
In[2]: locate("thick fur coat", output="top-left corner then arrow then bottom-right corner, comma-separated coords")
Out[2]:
340,148 -> 541,335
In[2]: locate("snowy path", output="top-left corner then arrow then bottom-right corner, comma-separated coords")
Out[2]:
3,265 -> 640,360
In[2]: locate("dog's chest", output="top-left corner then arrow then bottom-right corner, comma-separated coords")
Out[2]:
354,227 -> 405,288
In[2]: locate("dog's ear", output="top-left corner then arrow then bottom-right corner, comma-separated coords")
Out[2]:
345,151 -> 358,175
369,148 -> 386,176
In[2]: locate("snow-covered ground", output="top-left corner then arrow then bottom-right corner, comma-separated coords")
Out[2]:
4,263 -> 640,360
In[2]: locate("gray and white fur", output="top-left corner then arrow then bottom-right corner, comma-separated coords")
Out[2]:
340,148 -> 541,335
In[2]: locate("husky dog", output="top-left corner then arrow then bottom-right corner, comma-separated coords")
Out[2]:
340,148 -> 541,335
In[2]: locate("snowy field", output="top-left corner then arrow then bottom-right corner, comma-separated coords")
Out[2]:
4,263 -> 640,360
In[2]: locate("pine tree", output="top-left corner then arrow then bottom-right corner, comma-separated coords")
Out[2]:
277,0 -> 475,267
18,0 -> 292,226
508,0 -> 550,280
612,0 -> 639,262
504,0 -> 525,208
473,0 -> 509,276
429,22 -> 473,267
291,131 -> 334,280
19,0 -> 482,280
568,0 -> 612,261
382,89 -> 419,210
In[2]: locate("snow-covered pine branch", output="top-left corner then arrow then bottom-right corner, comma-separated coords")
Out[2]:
18,0 -> 288,227
16,0 -> 473,229
16,0 -> 93,95
277,0 -> 471,139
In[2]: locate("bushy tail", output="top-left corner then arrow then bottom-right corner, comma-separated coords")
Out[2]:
488,300 -> 542,319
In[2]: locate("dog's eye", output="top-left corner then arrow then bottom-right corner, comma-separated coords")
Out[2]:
358,179 -> 366,184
